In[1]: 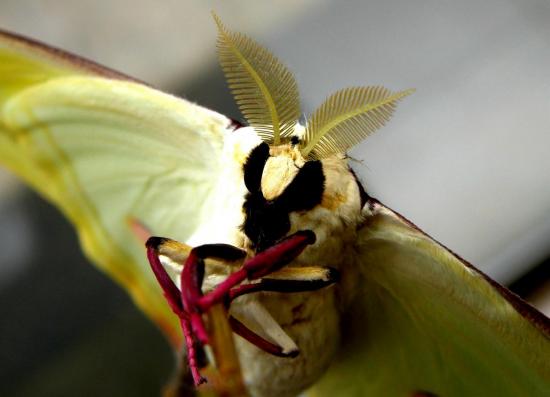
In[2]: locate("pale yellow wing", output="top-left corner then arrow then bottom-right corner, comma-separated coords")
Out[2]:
310,199 -> 550,396
0,30 -> 232,345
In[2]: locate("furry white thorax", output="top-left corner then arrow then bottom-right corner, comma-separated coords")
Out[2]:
186,125 -> 364,397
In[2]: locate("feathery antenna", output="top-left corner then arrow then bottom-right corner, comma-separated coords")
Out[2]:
213,13 -> 301,144
301,87 -> 414,159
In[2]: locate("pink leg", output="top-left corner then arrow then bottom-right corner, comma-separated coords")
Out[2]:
198,230 -> 315,310
180,316 -> 206,385
146,237 -> 185,316
146,231 -> 317,386
228,267 -> 339,301
228,316 -> 298,357
146,239 -> 204,385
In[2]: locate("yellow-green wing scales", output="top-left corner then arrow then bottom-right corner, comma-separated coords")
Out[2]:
309,199 -> 550,396
0,30 -> 231,345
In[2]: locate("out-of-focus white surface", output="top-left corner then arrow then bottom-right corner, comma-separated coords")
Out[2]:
267,0 -> 550,284
0,0 -> 549,288
0,0 -> 322,89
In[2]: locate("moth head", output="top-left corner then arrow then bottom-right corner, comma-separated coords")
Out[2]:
214,13 -> 412,251
240,134 -> 363,252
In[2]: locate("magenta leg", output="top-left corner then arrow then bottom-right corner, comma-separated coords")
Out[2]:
147,238 -> 207,385
198,231 -> 315,310
228,316 -> 298,358
180,250 -> 210,345
146,238 -> 185,317
228,267 -> 339,301
181,316 -> 207,385
146,231 -> 317,387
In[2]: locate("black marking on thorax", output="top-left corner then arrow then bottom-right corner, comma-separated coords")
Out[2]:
241,143 -> 325,251
243,142 -> 270,193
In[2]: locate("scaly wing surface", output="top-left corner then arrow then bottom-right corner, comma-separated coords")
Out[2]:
310,198 -> 549,396
0,30 -> 232,345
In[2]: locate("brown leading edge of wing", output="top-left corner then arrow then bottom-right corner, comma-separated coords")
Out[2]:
366,196 -> 550,337
0,28 -> 143,83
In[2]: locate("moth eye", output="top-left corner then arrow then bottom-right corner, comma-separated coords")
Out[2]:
277,160 -> 325,212
290,136 -> 300,145
243,142 -> 270,193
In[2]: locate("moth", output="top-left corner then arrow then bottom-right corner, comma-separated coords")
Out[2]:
0,14 -> 549,397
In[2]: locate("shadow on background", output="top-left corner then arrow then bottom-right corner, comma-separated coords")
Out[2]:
0,187 -> 173,396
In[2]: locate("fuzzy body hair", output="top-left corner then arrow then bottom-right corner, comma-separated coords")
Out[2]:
187,126 -> 364,396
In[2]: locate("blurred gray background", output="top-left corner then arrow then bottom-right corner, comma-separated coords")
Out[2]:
1,1 -> 549,395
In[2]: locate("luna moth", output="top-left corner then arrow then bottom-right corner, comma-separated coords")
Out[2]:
0,13 -> 549,397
